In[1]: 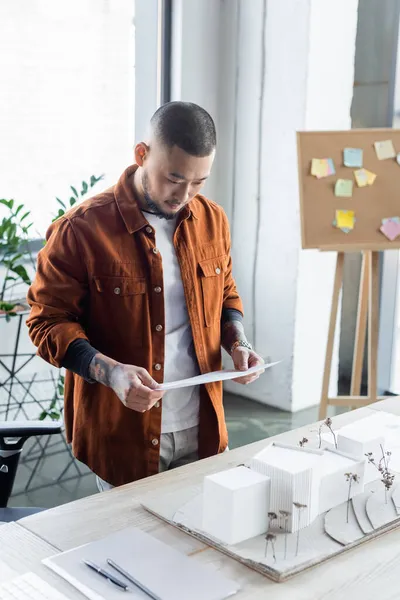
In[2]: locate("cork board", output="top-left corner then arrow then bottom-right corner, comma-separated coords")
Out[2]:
297,129 -> 400,250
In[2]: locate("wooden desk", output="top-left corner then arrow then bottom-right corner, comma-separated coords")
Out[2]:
4,398 -> 400,599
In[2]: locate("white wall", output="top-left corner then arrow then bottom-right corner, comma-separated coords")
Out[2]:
291,0 -> 359,411
0,0 -> 135,238
172,0 -> 359,411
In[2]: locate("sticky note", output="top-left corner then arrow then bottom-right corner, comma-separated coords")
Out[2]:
335,179 -> 353,197
380,217 -> 400,241
354,168 -> 376,187
344,148 -> 363,168
311,158 -> 335,178
334,210 -> 355,232
374,139 -> 396,160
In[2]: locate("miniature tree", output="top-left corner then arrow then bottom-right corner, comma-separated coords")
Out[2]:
279,510 -> 291,559
293,502 -> 307,557
365,444 -> 395,504
267,512 -> 278,529
298,437 -> 308,448
264,532 -> 277,561
344,472 -> 359,523
315,417 -> 337,449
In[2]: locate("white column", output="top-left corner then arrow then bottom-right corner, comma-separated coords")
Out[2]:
171,0 -> 359,411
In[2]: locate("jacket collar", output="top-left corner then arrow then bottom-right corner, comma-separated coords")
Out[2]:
114,165 -> 198,234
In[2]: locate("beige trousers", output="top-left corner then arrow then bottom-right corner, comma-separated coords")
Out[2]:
96,425 -> 199,492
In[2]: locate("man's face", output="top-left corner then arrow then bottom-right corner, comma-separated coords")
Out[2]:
136,143 -> 215,219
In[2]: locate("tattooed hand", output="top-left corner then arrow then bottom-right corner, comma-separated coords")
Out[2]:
231,347 -> 264,384
89,353 -> 163,412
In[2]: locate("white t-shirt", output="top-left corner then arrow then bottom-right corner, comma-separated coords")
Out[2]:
145,212 -> 200,433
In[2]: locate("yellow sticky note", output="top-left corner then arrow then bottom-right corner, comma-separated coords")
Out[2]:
335,179 -> 353,197
374,139 -> 396,160
336,210 -> 355,230
311,159 -> 324,177
311,158 -> 335,178
366,170 -> 377,185
354,168 -> 377,187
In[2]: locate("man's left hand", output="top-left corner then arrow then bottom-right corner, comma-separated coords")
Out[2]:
231,347 -> 264,385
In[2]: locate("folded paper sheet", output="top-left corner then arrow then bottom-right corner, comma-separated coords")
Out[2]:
157,362 -> 279,391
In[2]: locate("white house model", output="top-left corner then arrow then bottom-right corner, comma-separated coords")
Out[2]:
201,411 -> 399,545
250,443 -> 364,532
202,466 -> 271,545
332,412 -> 400,483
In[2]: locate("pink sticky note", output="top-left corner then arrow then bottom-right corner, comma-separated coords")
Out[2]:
380,219 -> 400,241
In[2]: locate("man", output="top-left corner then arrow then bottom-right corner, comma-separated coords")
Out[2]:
27,101 -> 264,491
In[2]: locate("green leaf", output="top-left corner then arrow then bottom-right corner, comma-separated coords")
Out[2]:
90,174 -> 104,187
57,383 -> 64,396
60,374 -> 65,383
14,204 -> 24,216
81,181 -> 88,195
56,197 -> 66,209
38,411 -> 47,421
49,410 -> 61,420
9,264 -> 30,285
0,199 -> 13,209
69,197 -> 77,206
70,186 -> 79,198
0,301 -> 16,311
20,211 -> 30,221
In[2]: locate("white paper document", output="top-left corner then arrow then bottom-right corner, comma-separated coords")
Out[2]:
43,527 -> 239,600
157,360 -> 280,391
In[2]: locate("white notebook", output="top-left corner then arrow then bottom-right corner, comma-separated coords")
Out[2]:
43,527 -> 240,600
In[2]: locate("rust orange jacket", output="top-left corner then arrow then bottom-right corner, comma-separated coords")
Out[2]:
26,165 -> 243,486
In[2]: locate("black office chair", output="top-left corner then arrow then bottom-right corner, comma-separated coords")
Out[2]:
0,420 -> 63,522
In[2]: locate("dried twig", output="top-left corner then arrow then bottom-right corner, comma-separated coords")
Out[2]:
264,533 -> 277,562
279,510 -> 291,560
365,445 -> 395,504
293,502 -> 307,557
344,473 -> 359,523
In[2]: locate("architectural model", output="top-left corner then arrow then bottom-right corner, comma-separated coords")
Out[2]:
142,410 -> 400,582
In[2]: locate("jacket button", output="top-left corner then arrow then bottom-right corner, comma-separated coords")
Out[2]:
146,226 -> 152,234
215,268 -> 221,275
155,324 -> 163,332
154,286 -> 162,293
155,401 -> 160,408
153,247 -> 159,254
154,363 -> 162,371
114,287 -> 121,295
152,438 -> 159,446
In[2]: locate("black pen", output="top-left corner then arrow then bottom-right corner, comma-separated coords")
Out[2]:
107,559 -> 161,600
83,559 -> 130,591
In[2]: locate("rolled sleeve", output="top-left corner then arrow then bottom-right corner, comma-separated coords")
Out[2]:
222,212 -> 244,315
26,217 -> 89,368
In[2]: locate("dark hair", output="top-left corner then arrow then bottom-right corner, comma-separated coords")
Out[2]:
150,101 -> 216,157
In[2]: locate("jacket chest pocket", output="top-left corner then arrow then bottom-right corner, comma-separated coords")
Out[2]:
93,276 -> 146,345
198,256 -> 227,327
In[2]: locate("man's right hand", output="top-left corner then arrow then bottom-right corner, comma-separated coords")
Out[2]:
89,353 -> 164,412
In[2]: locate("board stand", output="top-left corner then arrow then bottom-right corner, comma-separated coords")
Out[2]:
319,250 -> 387,419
